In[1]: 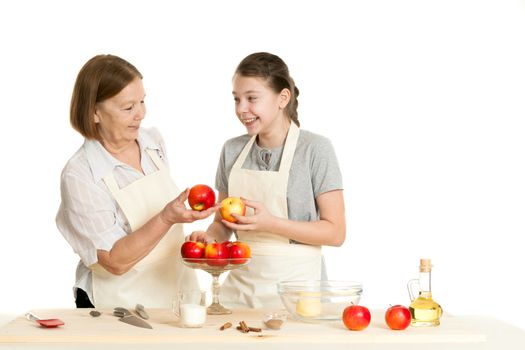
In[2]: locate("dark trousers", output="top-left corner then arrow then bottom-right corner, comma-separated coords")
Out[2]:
75,288 -> 95,308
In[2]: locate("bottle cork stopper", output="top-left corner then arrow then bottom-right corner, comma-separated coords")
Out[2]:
419,259 -> 432,272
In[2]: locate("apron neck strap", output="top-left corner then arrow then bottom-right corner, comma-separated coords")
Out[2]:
278,122 -> 300,174
102,173 -> 120,194
232,136 -> 257,170
232,122 -> 300,173
146,149 -> 166,171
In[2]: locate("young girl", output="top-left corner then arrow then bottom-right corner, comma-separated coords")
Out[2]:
191,52 -> 346,309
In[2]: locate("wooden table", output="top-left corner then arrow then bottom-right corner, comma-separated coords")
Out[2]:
1,309 -> 524,349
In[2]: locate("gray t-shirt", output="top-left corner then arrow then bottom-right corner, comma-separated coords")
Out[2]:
215,128 -> 343,242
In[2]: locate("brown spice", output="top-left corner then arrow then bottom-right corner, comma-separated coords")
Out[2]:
264,319 -> 283,330
220,322 -> 232,331
236,326 -> 262,332
239,321 -> 249,333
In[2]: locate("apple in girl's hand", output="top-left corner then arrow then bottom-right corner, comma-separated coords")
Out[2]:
220,197 -> 246,223
342,305 -> 371,331
228,241 -> 251,264
204,242 -> 229,266
188,184 -> 216,211
180,241 -> 205,262
385,305 -> 411,330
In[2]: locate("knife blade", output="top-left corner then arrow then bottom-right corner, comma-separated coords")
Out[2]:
119,314 -> 153,329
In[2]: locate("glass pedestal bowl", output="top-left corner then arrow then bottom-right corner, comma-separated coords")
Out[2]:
182,258 -> 250,315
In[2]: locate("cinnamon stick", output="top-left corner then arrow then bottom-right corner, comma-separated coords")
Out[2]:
239,321 -> 249,333
236,324 -> 262,332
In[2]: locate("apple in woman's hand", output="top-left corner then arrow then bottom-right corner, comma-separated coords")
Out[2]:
385,305 -> 411,330
188,184 -> 216,211
342,305 -> 371,331
219,197 -> 246,223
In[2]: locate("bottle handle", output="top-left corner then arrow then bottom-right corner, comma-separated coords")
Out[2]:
407,278 -> 419,301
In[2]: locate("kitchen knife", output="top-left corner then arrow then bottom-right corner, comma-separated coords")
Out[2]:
119,314 -> 153,329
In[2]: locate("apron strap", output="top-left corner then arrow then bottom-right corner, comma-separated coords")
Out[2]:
146,149 -> 167,171
278,122 -> 300,174
232,136 -> 256,170
102,173 -> 120,194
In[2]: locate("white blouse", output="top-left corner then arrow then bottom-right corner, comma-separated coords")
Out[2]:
56,127 -> 169,302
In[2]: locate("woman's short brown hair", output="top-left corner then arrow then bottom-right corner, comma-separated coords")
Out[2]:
70,54 -> 143,139
234,52 -> 300,127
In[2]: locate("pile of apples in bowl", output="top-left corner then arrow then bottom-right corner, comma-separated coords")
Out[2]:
180,240 -> 251,267
277,280 -> 363,323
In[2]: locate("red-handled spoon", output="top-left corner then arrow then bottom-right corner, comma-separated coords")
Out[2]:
25,312 -> 65,328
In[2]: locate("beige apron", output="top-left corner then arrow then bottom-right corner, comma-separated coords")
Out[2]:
91,149 -> 198,308
221,123 -> 322,309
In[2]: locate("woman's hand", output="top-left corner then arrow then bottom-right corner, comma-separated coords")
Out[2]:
160,188 -> 218,225
221,198 -> 276,232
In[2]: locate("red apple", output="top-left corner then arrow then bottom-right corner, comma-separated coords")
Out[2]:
188,184 -> 216,211
342,305 -> 371,331
204,242 -> 229,266
228,241 -> 251,264
180,241 -> 205,263
221,241 -> 233,249
220,197 -> 246,223
385,305 -> 411,330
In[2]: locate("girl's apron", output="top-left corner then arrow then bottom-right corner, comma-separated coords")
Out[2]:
221,123 -> 322,309
91,150 -> 198,308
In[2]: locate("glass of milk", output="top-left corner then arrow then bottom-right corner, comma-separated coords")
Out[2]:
173,290 -> 207,328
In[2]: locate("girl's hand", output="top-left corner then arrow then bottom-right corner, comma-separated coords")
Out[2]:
221,198 -> 276,232
160,188 -> 218,225
188,231 -> 214,243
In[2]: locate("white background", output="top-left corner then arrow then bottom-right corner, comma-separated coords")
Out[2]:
1,0 -> 524,331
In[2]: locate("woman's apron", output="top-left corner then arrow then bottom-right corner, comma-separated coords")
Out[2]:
221,123 -> 322,309
90,149 -> 198,308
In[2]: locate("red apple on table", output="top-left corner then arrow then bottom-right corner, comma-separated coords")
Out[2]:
204,242 -> 229,266
180,241 -> 206,263
228,241 -> 251,264
342,305 -> 371,331
220,197 -> 246,223
385,305 -> 411,330
188,184 -> 216,211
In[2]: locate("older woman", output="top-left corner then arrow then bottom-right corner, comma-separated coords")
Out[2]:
56,54 -> 215,308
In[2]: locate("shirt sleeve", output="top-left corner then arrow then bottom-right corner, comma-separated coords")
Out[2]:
56,168 -> 127,267
309,136 -> 343,198
214,142 -> 229,194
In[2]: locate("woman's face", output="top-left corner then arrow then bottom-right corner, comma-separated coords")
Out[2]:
232,75 -> 288,137
94,77 -> 146,147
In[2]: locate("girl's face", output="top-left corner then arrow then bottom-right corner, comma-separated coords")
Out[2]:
232,75 -> 288,137
94,77 -> 146,147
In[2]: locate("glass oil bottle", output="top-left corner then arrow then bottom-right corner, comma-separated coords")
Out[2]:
407,258 -> 442,326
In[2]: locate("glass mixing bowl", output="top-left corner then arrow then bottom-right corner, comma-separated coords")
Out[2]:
277,280 -> 363,322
